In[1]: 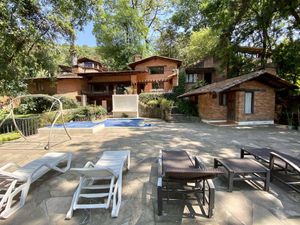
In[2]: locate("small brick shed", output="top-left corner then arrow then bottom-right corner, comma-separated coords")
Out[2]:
179,70 -> 298,125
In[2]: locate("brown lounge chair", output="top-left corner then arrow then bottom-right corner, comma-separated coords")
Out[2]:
241,147 -> 300,192
157,150 -> 222,218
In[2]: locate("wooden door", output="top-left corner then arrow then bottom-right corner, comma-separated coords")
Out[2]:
227,92 -> 236,121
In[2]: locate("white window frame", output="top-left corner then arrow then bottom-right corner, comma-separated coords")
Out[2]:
244,92 -> 254,114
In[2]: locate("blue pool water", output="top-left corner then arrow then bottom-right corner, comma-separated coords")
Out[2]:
52,119 -> 152,128
52,121 -> 102,128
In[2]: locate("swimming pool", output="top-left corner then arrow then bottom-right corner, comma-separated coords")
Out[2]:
52,119 -> 151,128
40,118 -> 152,135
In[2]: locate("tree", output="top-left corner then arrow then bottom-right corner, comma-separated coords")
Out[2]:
273,40 -> 300,85
164,0 -> 300,77
0,0 -> 95,95
182,28 -> 219,64
93,0 -> 168,69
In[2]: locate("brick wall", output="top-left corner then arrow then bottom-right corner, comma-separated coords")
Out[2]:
234,80 -> 275,121
198,93 -> 227,120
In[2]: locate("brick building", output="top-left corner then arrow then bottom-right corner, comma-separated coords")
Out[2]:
27,56 -> 181,111
179,70 -> 298,125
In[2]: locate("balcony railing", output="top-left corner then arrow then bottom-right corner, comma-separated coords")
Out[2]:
81,90 -> 113,96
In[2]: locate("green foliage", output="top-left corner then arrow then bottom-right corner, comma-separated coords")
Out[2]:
175,100 -> 198,116
273,40 -> 300,85
0,132 -> 21,143
14,97 -> 54,114
0,0 -> 96,95
160,99 -> 174,110
94,0 -> 168,69
173,70 -> 187,96
56,96 -> 79,109
69,106 -> 107,121
147,100 -> 160,107
191,80 -> 207,90
183,28 -> 219,64
14,96 -> 79,115
139,93 -> 164,104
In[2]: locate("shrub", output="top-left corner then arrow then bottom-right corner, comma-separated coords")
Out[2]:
175,100 -> 198,116
160,99 -> 174,110
147,99 -> 160,107
69,106 -> 107,121
139,92 -> 176,104
14,96 -> 79,115
0,132 -> 21,143
56,96 -> 79,109
39,111 -> 72,127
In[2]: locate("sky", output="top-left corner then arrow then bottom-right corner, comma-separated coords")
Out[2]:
75,22 -> 97,46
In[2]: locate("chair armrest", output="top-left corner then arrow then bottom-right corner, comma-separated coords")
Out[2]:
0,162 -> 20,171
195,156 -> 206,169
270,152 -> 300,172
83,161 -> 95,168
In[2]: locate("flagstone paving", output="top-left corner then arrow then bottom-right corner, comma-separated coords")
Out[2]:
0,120 -> 300,225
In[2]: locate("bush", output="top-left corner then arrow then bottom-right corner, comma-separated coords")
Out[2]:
69,106 -> 107,121
14,96 -> 79,115
39,111 -> 73,127
160,99 -> 174,110
147,99 -> 160,107
56,96 -> 79,109
139,93 -> 176,104
175,100 -> 198,116
0,132 -> 21,143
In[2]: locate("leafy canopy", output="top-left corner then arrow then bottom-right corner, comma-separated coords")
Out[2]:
0,0 -> 96,95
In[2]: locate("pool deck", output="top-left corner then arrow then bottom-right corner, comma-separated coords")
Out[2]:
0,119 -> 300,225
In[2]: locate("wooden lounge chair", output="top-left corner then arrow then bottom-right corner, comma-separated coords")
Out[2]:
0,152 -> 72,219
241,147 -> 300,192
65,150 -> 130,219
157,150 -> 222,218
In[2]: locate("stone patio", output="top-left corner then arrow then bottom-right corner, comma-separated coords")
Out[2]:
0,119 -> 300,225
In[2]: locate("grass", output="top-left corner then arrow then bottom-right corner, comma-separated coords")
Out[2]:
0,132 -> 21,143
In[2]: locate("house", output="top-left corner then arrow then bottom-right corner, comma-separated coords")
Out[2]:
27,56 -> 181,111
184,57 -> 226,90
179,70 -> 298,125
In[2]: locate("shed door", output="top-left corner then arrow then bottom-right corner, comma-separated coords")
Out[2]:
227,92 -> 236,121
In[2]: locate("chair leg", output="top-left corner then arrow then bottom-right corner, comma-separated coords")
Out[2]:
111,178 -> 122,217
0,182 -> 29,219
65,178 -> 83,220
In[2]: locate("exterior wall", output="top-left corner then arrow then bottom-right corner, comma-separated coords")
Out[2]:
27,79 -> 57,95
234,80 -> 275,122
56,79 -> 88,99
89,75 -> 131,83
134,58 -> 178,92
198,93 -> 227,120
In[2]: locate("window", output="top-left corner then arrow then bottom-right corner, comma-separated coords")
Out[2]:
92,84 -> 108,93
36,82 -> 44,91
219,93 -> 227,106
84,61 -> 94,68
185,74 -> 197,83
148,66 -> 164,74
204,72 -> 212,84
244,92 -> 254,114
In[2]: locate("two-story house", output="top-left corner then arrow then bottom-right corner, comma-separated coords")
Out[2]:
27,55 -> 182,111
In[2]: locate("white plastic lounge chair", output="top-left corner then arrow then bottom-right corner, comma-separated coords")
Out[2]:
0,152 -> 72,219
65,150 -> 130,219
